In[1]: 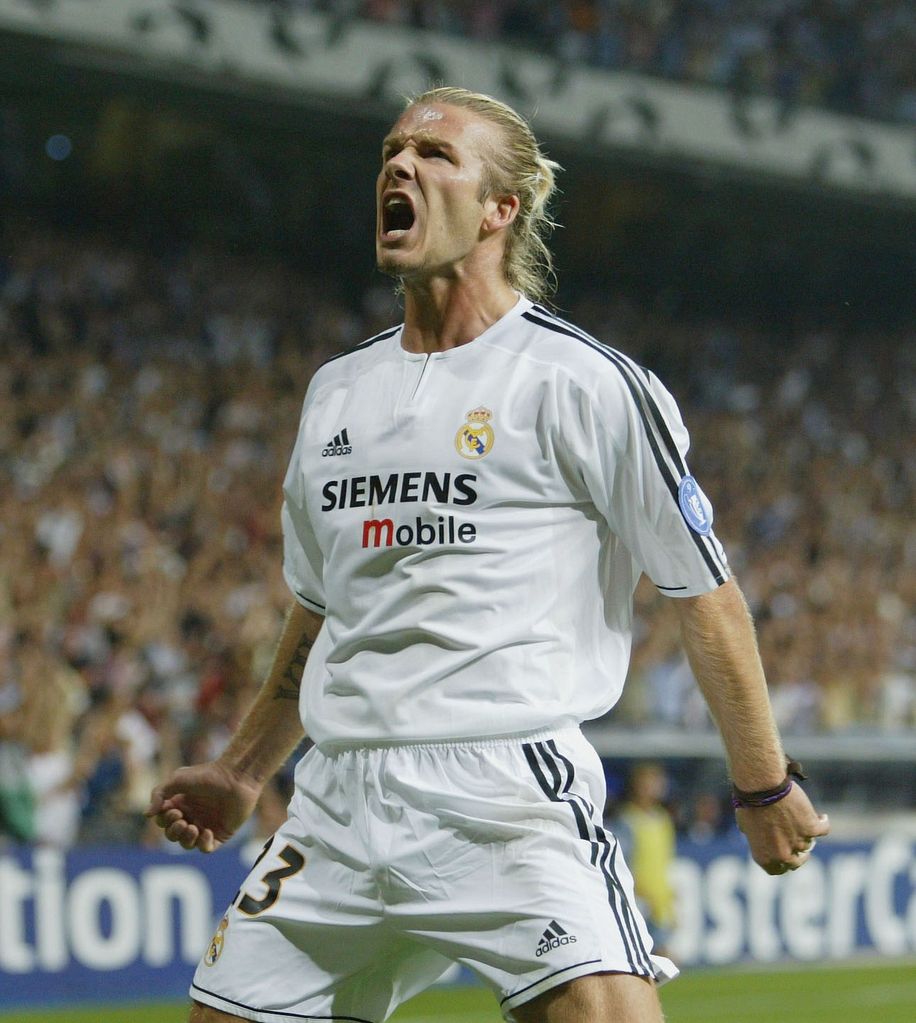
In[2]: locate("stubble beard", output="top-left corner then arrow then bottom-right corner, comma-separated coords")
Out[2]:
377,249 -> 431,297
376,254 -> 407,298
376,252 -> 403,280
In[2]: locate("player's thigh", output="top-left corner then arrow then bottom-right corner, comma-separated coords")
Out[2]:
189,1001 -> 245,1022
511,971 -> 664,1023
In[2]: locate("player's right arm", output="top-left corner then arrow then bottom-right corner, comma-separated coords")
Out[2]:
146,601 -> 323,853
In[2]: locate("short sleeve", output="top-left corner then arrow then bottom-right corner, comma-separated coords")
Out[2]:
281,415 -> 326,615
561,357 -> 730,596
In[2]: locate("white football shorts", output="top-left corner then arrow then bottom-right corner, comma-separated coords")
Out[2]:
191,728 -> 678,1021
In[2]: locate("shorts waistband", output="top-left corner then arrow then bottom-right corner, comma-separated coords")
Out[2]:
316,724 -> 582,756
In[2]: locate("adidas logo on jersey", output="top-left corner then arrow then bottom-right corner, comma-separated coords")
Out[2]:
322,428 -> 352,457
535,920 -> 577,956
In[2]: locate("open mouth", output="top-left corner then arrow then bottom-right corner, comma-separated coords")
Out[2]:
381,196 -> 416,238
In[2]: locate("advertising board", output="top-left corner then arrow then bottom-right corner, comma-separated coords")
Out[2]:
2,835 -> 913,1008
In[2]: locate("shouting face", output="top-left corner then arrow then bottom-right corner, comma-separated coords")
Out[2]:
376,103 -> 508,285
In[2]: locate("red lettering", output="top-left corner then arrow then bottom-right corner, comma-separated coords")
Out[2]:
362,518 -> 394,548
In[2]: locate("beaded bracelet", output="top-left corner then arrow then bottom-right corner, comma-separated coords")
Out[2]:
730,759 -> 807,810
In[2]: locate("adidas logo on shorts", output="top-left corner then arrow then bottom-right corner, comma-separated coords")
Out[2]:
535,920 -> 578,956
322,428 -> 352,457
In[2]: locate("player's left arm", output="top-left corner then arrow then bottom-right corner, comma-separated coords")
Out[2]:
672,578 -> 830,874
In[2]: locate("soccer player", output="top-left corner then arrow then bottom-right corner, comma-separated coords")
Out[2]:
147,87 -> 830,1023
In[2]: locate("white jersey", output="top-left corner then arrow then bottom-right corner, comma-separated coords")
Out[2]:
282,296 -> 729,747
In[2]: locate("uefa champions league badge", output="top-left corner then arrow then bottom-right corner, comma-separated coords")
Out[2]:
204,916 -> 229,966
455,407 -> 495,459
678,475 -> 712,535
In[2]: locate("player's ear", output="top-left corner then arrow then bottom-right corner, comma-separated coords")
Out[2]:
482,193 -> 520,235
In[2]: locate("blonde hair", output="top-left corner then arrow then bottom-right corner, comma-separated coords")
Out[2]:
405,86 -> 561,303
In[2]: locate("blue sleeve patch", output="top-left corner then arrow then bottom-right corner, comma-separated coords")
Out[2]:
678,475 -> 712,536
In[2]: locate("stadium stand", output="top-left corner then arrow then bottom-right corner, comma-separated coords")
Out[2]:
0,0 -> 911,860
246,0 -> 916,125
0,219 -> 912,848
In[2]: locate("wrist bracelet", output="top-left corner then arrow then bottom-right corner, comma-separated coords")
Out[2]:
730,759 -> 807,810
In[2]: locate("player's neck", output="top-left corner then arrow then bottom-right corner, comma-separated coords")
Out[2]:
400,274 -> 518,354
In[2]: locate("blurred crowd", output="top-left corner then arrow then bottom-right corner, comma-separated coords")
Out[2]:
0,223 -> 912,849
259,1 -> 916,125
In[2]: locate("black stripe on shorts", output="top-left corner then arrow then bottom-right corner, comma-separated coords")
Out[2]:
522,741 -> 654,977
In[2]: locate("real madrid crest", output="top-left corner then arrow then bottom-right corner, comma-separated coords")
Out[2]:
455,407 -> 495,460
204,916 -> 229,966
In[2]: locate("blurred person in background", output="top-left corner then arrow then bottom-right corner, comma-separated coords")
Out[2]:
18,641 -> 84,849
686,790 -> 732,846
71,688 -> 136,844
0,678 -> 34,846
615,762 -> 677,958
148,86 -> 828,1023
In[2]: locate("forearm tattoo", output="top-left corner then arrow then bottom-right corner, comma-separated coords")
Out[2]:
274,633 -> 314,701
